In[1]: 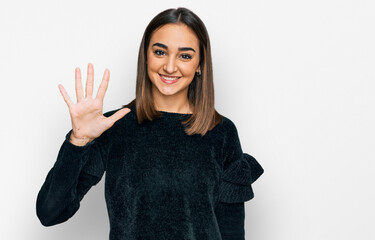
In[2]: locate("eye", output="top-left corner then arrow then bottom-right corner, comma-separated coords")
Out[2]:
154,49 -> 166,56
180,54 -> 192,60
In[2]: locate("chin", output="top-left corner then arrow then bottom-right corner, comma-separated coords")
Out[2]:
159,88 -> 179,96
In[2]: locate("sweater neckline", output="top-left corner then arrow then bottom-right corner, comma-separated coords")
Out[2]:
128,104 -> 192,118
158,110 -> 192,118
159,110 -> 192,115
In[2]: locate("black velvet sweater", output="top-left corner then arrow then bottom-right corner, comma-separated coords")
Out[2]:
36,104 -> 264,240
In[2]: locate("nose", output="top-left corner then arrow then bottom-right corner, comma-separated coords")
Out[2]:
163,56 -> 177,73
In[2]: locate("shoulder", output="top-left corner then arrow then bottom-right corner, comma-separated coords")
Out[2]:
220,115 -> 237,129
215,114 -> 239,138
204,114 -> 240,150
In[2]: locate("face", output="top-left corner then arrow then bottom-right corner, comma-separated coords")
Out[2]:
147,23 -> 200,100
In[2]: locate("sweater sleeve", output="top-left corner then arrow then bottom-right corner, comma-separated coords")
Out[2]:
36,111 -> 116,227
216,118 -> 264,239
215,202 -> 245,240
218,119 -> 264,203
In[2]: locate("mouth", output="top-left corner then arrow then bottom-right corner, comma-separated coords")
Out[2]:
159,74 -> 181,84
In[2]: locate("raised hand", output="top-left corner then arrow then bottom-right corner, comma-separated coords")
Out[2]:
58,63 -> 131,146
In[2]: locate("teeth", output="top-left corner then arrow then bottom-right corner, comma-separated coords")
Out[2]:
161,75 -> 180,81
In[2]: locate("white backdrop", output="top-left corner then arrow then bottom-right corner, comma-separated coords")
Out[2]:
1,0 -> 374,239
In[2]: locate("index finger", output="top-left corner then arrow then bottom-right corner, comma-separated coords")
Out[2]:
95,68 -> 110,102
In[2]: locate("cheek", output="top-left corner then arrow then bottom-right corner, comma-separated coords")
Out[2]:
147,57 -> 160,73
180,61 -> 199,76
147,50 -> 159,69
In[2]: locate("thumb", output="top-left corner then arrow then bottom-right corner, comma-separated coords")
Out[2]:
106,108 -> 131,128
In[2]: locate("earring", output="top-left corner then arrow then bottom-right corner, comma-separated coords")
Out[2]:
196,70 -> 201,76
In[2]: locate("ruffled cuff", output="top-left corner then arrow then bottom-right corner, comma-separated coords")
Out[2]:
218,153 -> 264,203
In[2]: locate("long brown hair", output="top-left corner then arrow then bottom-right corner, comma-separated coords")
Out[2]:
123,7 -> 222,136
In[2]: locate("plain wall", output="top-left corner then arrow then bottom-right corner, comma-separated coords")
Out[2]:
1,0 -> 374,239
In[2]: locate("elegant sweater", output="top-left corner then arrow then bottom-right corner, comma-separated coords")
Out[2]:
36,103 -> 264,240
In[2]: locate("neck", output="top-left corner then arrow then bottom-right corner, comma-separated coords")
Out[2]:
152,87 -> 192,114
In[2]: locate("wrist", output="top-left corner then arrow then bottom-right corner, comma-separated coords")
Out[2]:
69,134 -> 93,147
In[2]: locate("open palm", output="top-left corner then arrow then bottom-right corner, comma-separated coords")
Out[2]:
58,63 -> 130,146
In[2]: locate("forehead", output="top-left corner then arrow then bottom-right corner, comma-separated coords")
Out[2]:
149,23 -> 199,49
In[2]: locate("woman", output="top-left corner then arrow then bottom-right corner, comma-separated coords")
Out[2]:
36,7 -> 264,240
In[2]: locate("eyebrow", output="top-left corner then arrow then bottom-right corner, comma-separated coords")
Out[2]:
152,42 -> 196,53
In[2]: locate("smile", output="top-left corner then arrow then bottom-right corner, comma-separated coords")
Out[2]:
159,74 -> 181,84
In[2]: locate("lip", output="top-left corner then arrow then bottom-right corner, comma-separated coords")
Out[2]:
159,74 -> 181,84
